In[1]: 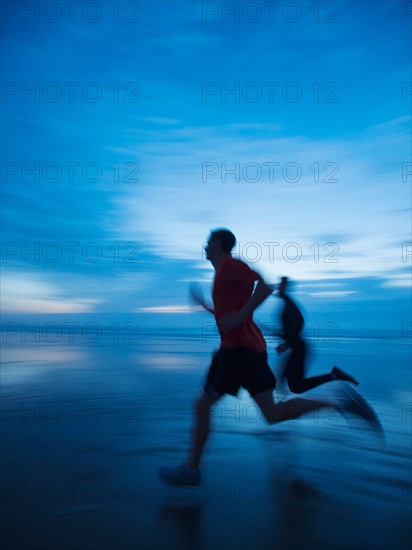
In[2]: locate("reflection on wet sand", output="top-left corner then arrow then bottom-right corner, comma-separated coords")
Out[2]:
1,335 -> 411,549
157,501 -> 202,550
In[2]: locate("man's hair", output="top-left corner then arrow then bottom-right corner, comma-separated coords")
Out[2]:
280,276 -> 289,287
210,228 -> 236,253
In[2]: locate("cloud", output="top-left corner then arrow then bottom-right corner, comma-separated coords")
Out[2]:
1,273 -> 102,314
380,275 -> 412,288
135,305 -> 202,314
305,290 -> 359,298
112,116 -> 410,285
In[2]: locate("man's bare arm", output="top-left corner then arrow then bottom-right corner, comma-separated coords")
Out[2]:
218,277 -> 273,333
238,277 -> 273,319
198,300 -> 214,315
189,283 -> 214,314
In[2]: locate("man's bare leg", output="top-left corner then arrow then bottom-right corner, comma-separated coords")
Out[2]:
252,388 -> 336,423
252,387 -> 383,435
186,391 -> 221,470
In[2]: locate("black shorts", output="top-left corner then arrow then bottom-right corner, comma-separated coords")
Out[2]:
204,346 -> 277,398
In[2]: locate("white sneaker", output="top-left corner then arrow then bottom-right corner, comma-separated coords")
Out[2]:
340,385 -> 384,436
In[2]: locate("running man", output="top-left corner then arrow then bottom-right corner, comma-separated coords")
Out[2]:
276,276 -> 358,393
157,229 -> 381,486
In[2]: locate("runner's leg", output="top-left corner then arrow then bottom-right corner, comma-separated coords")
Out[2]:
285,344 -> 334,394
186,391 -> 222,470
252,388 -> 334,423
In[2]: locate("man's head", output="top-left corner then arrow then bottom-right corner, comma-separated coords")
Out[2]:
205,228 -> 236,262
278,276 -> 288,296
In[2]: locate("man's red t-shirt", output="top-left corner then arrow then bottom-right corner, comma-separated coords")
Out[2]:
212,254 -> 267,353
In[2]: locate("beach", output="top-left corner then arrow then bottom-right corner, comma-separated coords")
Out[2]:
1,325 -> 411,549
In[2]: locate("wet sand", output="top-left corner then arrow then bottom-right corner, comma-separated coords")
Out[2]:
1,331 -> 411,549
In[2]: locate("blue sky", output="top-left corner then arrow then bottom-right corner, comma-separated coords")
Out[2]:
1,0 -> 411,331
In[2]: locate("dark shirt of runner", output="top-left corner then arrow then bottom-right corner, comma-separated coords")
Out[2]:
280,294 -> 304,348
